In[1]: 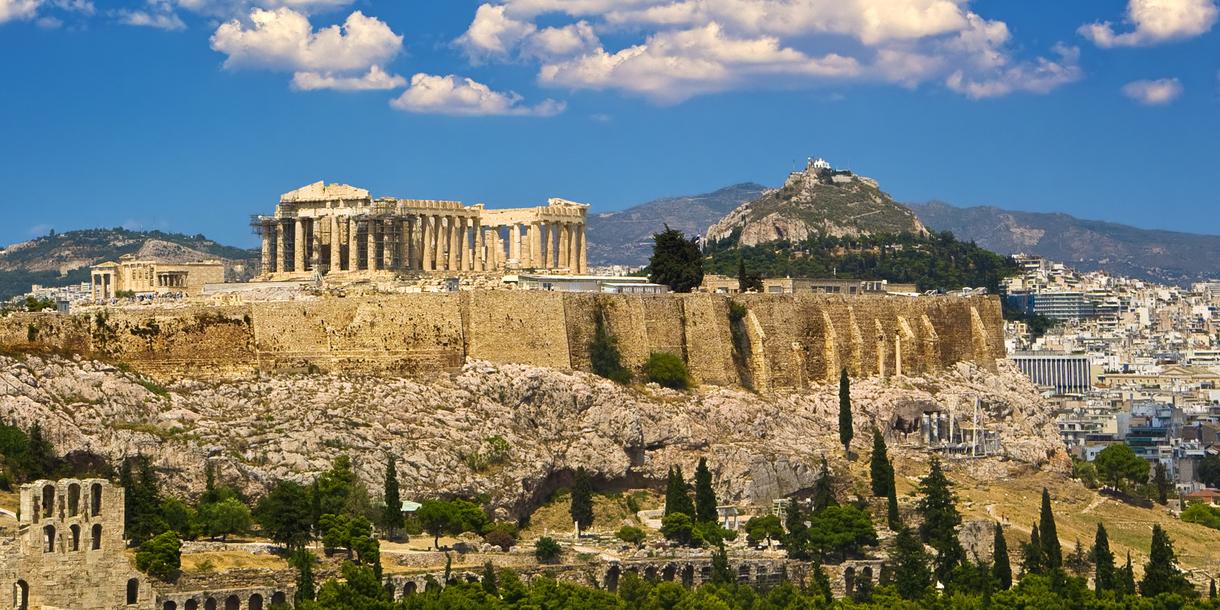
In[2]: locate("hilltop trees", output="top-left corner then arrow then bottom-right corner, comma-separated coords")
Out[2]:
648,227 -> 703,293
1094,444 -> 1149,493
417,499 -> 487,550
839,369 -> 853,454
121,455 -> 167,545
255,480 -> 313,550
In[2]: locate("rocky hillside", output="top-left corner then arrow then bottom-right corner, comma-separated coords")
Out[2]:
706,160 -> 926,246
0,352 -> 1062,519
0,229 -> 257,299
586,183 -> 766,267
909,201 -> 1220,286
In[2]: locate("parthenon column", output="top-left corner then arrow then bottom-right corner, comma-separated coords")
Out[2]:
398,217 -> 409,271
347,217 -> 358,271
406,216 -> 418,271
310,219 -> 321,272
464,219 -> 475,271
578,223 -> 587,273
421,215 -> 434,271
527,222 -> 540,269
558,222 -> 570,270
506,223 -> 518,265
366,219 -> 377,271
293,218 -> 305,273
275,221 -> 286,274
473,218 -> 484,272
433,216 -> 445,271
490,227 -> 502,269
540,223 -> 551,270
383,219 -> 395,270
443,216 -> 456,271
260,223 -> 271,274
329,215 -> 340,273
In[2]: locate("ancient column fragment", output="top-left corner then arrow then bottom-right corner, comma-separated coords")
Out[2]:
578,223 -> 587,273
473,219 -> 483,272
366,218 -> 377,271
446,216 -> 458,271
421,215 -> 434,271
293,218 -> 305,272
275,221 -> 285,274
260,223 -> 271,274
347,216 -> 358,271
329,215 -> 340,273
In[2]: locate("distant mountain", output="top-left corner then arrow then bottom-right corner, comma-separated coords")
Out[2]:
908,202 -> 1220,286
586,183 -> 767,267
706,159 -> 925,247
0,228 -> 257,299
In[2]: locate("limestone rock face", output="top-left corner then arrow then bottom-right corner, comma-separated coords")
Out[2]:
706,160 -> 926,246
0,354 -> 1062,517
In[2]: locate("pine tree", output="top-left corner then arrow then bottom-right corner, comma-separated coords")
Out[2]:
886,484 -> 901,531
812,457 -> 837,511
1021,524 -> 1043,576
693,458 -> 718,524
893,525 -> 932,600
1210,578 -> 1216,599
1140,524 -> 1195,598
784,498 -> 809,560
663,466 -> 694,518
26,424 -> 56,479
1067,537 -> 1092,577
1092,523 -> 1115,595
991,522 -> 1012,590
916,457 -> 964,580
711,545 -> 733,584
648,227 -> 704,293
482,561 -> 498,597
1119,552 -> 1136,596
869,428 -> 894,497
382,455 -> 403,537
839,369 -> 853,454
570,467 -> 594,537
1153,461 -> 1170,505
291,549 -> 316,603
1038,488 -> 1062,570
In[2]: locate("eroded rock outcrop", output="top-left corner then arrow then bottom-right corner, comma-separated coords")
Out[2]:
0,354 -> 1062,517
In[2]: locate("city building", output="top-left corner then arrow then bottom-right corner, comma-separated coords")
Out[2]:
701,275 -> 911,296
90,256 -> 225,301
254,181 -> 589,278
1010,352 -> 1094,395
516,274 -> 668,294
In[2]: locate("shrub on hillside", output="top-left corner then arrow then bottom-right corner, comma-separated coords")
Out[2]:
534,537 -> 561,563
136,530 -> 182,582
644,352 -> 691,390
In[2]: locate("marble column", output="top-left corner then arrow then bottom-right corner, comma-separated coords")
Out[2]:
529,222 -> 542,269
540,223 -> 551,270
384,219 -> 395,271
275,221 -> 285,274
505,223 -> 517,264
558,222 -> 570,270
329,215 -> 341,273
260,223 -> 271,275
473,219 -> 484,272
365,219 -> 376,271
293,218 -> 305,273
434,216 -> 446,271
490,227 -> 501,269
347,217 -> 358,271
421,215 -> 434,271
406,216 -> 417,271
308,219 -> 320,272
578,222 -> 588,274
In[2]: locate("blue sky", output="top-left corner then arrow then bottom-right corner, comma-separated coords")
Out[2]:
1,0 -> 1218,248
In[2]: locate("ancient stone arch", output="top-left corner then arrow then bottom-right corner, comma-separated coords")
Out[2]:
402,581 -> 417,597
843,566 -> 856,597
67,483 -> 80,517
204,597 -> 217,610
737,564 -> 751,582
248,593 -> 263,610
643,565 -> 657,582
126,579 -> 139,605
270,592 -> 287,606
224,594 -> 240,610
163,602 -> 177,610
91,523 -> 102,550
185,600 -> 199,610
69,524 -> 80,551
681,564 -> 694,588
14,580 -> 28,610
603,565 -> 620,592
43,524 -> 55,552
41,485 -> 54,518
661,563 -> 676,582
90,482 -> 103,516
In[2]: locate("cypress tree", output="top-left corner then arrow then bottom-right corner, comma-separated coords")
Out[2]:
893,525 -> 932,600
693,458 -> 718,524
648,227 -> 704,293
886,484 -> 901,531
916,457 -> 964,580
1139,524 -> 1195,597
1119,552 -> 1136,596
1038,488 -> 1062,570
1153,461 -> 1170,505
711,545 -> 733,584
869,428 -> 894,497
810,559 -> 833,605
482,561 -> 498,597
382,455 -> 403,537
812,457 -> 837,511
839,369 -> 853,454
26,423 -> 56,479
1093,523 -> 1115,595
1210,578 -> 1216,599
784,497 -> 809,560
664,466 -> 694,518
991,522 -> 1012,590
570,467 -> 594,537
1021,524 -> 1043,576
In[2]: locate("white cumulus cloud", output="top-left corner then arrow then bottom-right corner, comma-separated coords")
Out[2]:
118,0 -> 185,30
0,0 -> 42,22
1080,0 -> 1218,47
1,0 -> 91,24
211,8 -> 402,72
390,73 -> 565,117
458,0 -> 1084,103
292,65 -> 406,91
1122,78 -> 1184,104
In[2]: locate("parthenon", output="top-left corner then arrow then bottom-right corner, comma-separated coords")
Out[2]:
254,181 -> 589,278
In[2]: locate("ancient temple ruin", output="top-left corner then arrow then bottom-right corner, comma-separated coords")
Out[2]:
253,182 -> 589,278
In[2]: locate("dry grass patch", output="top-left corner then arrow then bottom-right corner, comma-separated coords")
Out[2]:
182,551 -> 289,573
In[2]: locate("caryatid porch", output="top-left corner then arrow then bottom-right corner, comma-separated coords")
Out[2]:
254,182 -> 589,278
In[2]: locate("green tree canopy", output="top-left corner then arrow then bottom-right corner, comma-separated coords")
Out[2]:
1093,445 -> 1149,492
198,496 -> 252,542
893,525 -> 932,600
570,467 -> 594,536
1038,488 -> 1062,570
992,522 -> 1012,590
839,370 -> 853,454
869,428 -> 893,497
1139,524 -> 1195,598
255,480 -> 313,551
648,226 -> 704,293
805,504 -> 877,562
743,514 -> 783,546
693,458 -> 718,524
382,455 -> 403,535
1093,523 -> 1115,594
915,457 -> 964,580
664,466 -> 695,518
135,530 -> 182,582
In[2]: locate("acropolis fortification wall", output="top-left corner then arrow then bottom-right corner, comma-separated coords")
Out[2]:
0,292 -> 1005,389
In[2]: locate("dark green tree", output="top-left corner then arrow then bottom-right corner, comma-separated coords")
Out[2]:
916,457 -> 964,580
589,312 -> 631,384
784,498 -> 809,560
121,455 -> 167,545
1066,537 -> 1092,578
26,424 -> 56,479
1152,461 -> 1170,505
886,484 -> 901,531
711,545 -> 733,584
743,514 -> 783,546
1094,444 -> 1149,492
663,466 -> 695,518
290,549 -> 316,603
1092,523 -> 1115,595
737,256 -> 762,293
382,455 -> 403,537
810,560 -> 834,605
643,351 -> 691,390
315,455 -> 361,519
805,504 -> 877,562
647,226 -> 704,293
570,467 -> 594,537
1139,524 -> 1195,598
482,561 -> 498,597
1210,578 -> 1216,599
869,428 -> 894,497
1200,455 -> 1220,488
893,525 -> 932,600
1022,524 -> 1044,576
812,457 -> 837,511
534,536 -> 561,563
255,480 -> 313,551
992,522 -> 1012,590
693,458 -> 718,524
839,369 -> 853,454
1119,552 -> 1136,596
135,530 -> 182,582
198,497 -> 252,542
1038,488 -> 1062,570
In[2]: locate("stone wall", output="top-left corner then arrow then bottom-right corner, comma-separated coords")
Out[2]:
2,292 -> 1004,388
